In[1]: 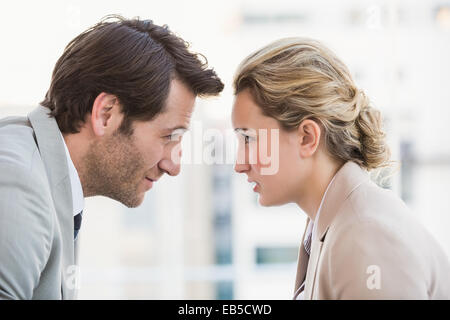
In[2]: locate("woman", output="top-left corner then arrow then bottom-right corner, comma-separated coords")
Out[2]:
232,37 -> 450,299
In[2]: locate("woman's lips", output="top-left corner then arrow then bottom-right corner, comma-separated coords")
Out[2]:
248,180 -> 260,192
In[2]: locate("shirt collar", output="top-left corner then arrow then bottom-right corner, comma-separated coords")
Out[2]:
309,174 -> 337,243
59,131 -> 84,216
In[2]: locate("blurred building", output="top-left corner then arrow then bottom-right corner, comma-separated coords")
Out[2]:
0,0 -> 449,299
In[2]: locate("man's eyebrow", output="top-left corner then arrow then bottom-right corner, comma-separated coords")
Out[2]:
165,125 -> 189,132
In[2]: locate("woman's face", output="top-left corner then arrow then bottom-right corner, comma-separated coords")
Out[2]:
232,89 -> 307,206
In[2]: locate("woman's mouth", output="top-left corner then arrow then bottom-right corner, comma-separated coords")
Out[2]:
249,180 -> 260,192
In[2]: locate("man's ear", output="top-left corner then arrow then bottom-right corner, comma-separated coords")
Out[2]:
297,119 -> 322,158
90,92 -> 124,137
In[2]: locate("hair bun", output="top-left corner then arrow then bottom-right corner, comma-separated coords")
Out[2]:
354,91 -> 390,170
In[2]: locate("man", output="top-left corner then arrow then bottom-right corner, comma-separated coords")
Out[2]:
0,15 -> 224,299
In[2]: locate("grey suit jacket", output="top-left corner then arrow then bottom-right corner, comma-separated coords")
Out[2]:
0,105 -> 79,299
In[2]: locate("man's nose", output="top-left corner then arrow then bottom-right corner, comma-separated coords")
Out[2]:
158,148 -> 182,177
158,158 -> 181,176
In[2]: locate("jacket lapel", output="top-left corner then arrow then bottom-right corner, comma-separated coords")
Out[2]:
293,218 -> 310,298
295,161 -> 370,299
315,162 -> 369,243
303,237 -> 324,299
28,105 -> 75,299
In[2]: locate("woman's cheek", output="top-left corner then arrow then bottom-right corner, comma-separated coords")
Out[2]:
255,136 -> 275,170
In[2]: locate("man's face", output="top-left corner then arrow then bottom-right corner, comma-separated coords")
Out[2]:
83,79 -> 195,207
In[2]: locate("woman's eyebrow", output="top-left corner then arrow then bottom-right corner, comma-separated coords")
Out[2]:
234,128 -> 256,135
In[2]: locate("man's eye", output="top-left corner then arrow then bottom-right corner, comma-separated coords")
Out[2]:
164,128 -> 187,142
164,132 -> 183,142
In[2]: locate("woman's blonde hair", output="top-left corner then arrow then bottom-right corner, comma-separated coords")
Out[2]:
233,37 -> 390,171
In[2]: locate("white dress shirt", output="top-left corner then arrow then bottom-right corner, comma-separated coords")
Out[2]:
59,132 -> 84,216
297,174 -> 336,300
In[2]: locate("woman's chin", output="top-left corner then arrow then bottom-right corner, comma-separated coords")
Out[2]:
258,193 -> 289,207
258,195 -> 275,207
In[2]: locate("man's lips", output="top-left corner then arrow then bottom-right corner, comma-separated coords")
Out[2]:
144,177 -> 157,191
145,177 -> 157,182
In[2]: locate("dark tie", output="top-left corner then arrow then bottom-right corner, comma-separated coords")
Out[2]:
74,210 -> 83,240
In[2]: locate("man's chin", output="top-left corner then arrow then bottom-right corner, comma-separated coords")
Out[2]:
128,194 -> 146,208
111,192 -> 145,208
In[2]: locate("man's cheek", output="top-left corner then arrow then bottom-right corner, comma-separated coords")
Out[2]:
170,143 -> 182,165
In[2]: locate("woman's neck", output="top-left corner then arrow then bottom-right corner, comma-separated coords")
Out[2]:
296,157 -> 343,222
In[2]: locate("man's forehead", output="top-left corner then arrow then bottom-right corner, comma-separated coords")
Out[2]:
153,79 -> 196,130
156,108 -> 192,131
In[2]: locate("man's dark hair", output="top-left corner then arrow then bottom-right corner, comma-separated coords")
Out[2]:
41,15 -> 224,135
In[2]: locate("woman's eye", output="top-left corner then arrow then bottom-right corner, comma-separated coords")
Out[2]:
162,135 -> 174,143
243,135 -> 255,144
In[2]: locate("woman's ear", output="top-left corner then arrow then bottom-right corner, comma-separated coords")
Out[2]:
90,92 -> 123,137
297,119 -> 321,158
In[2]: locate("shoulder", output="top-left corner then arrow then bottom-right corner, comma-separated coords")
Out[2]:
329,179 -> 441,260
333,179 -> 420,238
0,115 -> 52,225
319,180 -> 450,298
0,115 -> 39,171
0,127 -> 54,265
0,115 -> 49,192
0,124 -> 55,298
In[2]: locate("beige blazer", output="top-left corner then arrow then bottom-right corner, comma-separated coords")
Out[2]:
293,161 -> 450,299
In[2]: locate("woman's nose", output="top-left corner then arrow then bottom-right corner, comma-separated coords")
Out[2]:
234,162 -> 250,173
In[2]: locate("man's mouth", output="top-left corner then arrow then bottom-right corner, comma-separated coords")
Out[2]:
143,177 -> 156,191
146,174 -> 163,182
